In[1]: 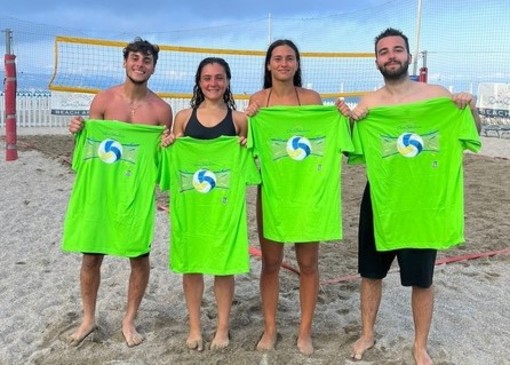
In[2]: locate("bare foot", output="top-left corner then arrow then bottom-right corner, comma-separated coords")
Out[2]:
122,321 -> 144,347
186,336 -> 204,352
256,331 -> 277,351
68,321 -> 96,346
413,346 -> 433,365
210,329 -> 230,351
297,334 -> 314,356
351,337 -> 375,360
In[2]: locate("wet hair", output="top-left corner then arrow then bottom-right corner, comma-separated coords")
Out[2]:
374,28 -> 410,55
123,37 -> 160,66
263,39 -> 302,89
191,57 -> 236,110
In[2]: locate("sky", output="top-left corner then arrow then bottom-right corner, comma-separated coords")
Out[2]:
3,0 -> 385,37
2,0 -> 423,54
1,0 -> 400,93
2,0 -> 509,94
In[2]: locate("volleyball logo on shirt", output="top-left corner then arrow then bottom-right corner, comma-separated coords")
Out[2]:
98,139 -> 123,163
286,136 -> 312,161
192,169 -> 217,193
396,133 -> 424,158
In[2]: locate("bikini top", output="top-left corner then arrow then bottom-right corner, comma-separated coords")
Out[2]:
265,87 -> 302,107
183,108 -> 236,139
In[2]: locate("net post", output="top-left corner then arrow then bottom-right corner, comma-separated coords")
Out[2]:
4,28 -> 18,161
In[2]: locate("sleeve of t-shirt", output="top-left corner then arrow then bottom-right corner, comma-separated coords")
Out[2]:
347,121 -> 366,165
71,121 -> 87,172
338,114 -> 354,154
241,146 -> 261,186
458,108 -> 482,153
158,146 -> 171,192
246,117 -> 258,157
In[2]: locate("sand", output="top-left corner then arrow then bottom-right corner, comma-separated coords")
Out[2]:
0,129 -> 509,364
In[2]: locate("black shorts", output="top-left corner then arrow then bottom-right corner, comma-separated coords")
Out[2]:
358,183 -> 437,288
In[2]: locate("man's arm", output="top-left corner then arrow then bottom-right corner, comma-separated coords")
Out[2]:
154,97 -> 173,130
68,92 -> 104,134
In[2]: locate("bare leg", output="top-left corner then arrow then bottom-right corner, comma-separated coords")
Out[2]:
412,285 -> 434,365
183,273 -> 204,351
294,242 -> 319,356
257,239 -> 283,351
211,275 -> 234,350
351,277 -> 381,360
256,188 -> 283,351
122,255 -> 150,347
69,254 -> 103,346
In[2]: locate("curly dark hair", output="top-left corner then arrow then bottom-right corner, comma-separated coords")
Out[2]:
123,37 -> 160,66
190,57 -> 236,110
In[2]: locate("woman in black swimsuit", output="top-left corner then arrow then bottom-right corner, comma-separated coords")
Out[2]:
165,57 -> 247,352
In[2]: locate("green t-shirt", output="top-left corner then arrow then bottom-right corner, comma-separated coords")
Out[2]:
62,120 -> 164,257
349,97 -> 481,251
159,136 -> 261,275
247,105 -> 353,243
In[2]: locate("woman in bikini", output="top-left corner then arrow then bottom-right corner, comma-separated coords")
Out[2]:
246,39 -> 351,355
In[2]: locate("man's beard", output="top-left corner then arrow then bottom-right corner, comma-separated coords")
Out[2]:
378,59 -> 410,81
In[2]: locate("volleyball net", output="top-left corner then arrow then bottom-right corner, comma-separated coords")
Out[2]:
49,36 -> 378,101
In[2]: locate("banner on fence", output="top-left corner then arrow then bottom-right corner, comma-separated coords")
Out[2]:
51,91 -> 92,116
476,83 -> 510,118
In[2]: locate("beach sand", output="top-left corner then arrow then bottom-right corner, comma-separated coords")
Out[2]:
0,130 -> 509,364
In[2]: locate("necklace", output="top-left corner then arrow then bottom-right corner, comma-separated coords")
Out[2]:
127,92 -> 149,117
130,103 -> 141,117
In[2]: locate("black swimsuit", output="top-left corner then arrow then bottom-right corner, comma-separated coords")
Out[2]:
183,108 -> 236,139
